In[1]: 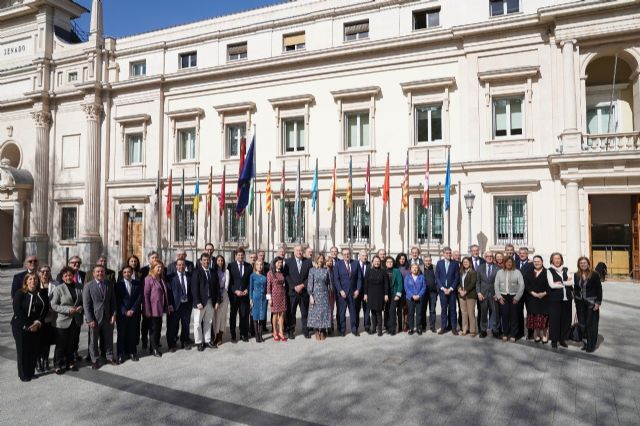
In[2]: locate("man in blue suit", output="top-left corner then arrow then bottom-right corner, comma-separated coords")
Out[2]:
115,265 -> 142,363
435,247 -> 460,335
167,259 -> 193,352
333,248 -> 362,337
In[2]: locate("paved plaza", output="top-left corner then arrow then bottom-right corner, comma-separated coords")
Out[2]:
1,269 -> 639,426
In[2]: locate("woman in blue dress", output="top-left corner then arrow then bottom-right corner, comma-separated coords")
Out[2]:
307,254 -> 332,341
249,262 -> 268,343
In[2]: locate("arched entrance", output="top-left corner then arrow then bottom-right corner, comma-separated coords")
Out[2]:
0,158 -> 33,266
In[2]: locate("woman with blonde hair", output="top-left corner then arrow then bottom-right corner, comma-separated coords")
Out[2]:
494,257 -> 524,342
144,260 -> 170,357
307,254 -> 332,340
547,252 -> 574,349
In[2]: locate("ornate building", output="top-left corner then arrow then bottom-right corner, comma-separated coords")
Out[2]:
1,0 -> 639,278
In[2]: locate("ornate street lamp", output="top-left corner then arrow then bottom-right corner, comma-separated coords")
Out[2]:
128,205 -> 137,257
464,190 -> 476,253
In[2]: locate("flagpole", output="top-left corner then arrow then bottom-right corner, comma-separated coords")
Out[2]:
406,158 -> 410,255
168,169 -> 172,262
281,160 -> 285,246
315,157 -> 319,253
447,148 -> 451,246
181,169 -> 185,245
426,150 -> 430,257
348,155 -> 352,250
222,165 -> 226,251
438,181 -> 442,255
366,154 -> 371,252
195,166 -> 199,262
267,161 -> 271,260
387,153 -> 390,254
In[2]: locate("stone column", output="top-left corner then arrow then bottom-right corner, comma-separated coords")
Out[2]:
77,103 -> 103,266
560,40 -> 581,152
12,200 -> 24,265
565,179 -> 582,268
24,110 -> 51,262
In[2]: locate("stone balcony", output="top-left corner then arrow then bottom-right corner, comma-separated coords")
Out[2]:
581,132 -> 640,152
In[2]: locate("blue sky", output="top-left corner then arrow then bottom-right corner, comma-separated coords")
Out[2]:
74,0 -> 283,38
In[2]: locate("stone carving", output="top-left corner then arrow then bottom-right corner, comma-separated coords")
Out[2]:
82,103 -> 104,120
6,125 -> 13,138
30,111 -> 52,127
0,158 -> 15,189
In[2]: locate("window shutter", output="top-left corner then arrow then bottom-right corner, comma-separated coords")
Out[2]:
283,33 -> 305,46
344,21 -> 369,36
227,43 -> 247,55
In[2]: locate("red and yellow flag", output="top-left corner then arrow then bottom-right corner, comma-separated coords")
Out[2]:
266,163 -> 272,214
401,150 -> 409,212
166,170 -> 172,219
327,157 -> 336,211
382,153 -> 389,205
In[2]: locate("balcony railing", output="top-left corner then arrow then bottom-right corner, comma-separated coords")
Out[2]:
582,132 -> 640,152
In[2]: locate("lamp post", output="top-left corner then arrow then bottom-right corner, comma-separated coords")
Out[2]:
128,205 -> 137,257
464,190 -> 475,254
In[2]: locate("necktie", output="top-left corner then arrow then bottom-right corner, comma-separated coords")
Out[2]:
181,274 -> 187,302
487,264 -> 492,277
297,259 -> 301,273
98,282 -> 105,298
126,280 -> 131,296
346,261 -> 351,277
239,262 -> 243,276
73,273 -> 78,284
205,269 -> 210,282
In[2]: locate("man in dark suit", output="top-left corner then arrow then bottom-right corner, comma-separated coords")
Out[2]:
435,247 -> 460,335
139,251 -> 160,349
227,248 -> 252,342
168,259 -> 194,352
333,248 -> 362,336
204,243 -> 216,271
83,265 -> 117,369
115,265 -> 142,363
191,253 -> 219,350
285,245 -> 312,339
477,251 -> 500,338
516,246 -> 533,339
88,255 -> 116,284
11,255 -> 39,299
409,247 -> 425,272
355,249 -> 371,333
470,245 -> 486,271
504,244 -> 517,262
420,255 -> 438,333
166,249 -> 195,278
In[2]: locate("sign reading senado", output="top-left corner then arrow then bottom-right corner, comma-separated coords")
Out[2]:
1,40 -> 30,58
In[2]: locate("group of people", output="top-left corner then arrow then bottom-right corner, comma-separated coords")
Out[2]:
10,242 -> 603,383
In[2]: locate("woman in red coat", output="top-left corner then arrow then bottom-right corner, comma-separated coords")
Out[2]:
144,260 -> 171,357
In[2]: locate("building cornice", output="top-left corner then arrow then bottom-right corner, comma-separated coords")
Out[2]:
477,66 -> 540,84
330,86 -> 381,101
268,94 -> 315,108
400,77 -> 456,94
213,102 -> 256,115
482,180 -> 541,192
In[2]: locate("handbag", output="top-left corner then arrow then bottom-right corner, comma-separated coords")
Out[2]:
569,313 -> 583,342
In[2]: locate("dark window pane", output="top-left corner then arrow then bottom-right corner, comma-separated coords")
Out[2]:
490,0 -> 504,16
506,0 -> 520,13
427,10 -> 440,27
413,11 -> 427,30
431,108 -> 442,140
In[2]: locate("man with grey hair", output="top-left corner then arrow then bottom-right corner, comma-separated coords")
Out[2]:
376,248 -> 387,261
166,249 -> 194,278
11,255 -> 39,299
284,245 -> 312,339
477,251 -> 500,338
470,244 -> 485,271
355,249 -> 371,333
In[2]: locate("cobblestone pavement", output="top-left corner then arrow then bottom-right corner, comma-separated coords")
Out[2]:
1,268 -> 639,425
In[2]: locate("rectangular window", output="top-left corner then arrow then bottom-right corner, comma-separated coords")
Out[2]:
490,0 -> 520,16
493,97 -> 523,137
345,111 -> 370,148
344,20 -> 369,41
61,207 -> 77,240
174,203 -> 195,241
177,128 -> 196,162
414,198 -> 444,244
179,51 -> 197,69
126,133 -> 143,165
283,32 -> 305,52
495,196 -> 527,246
225,203 -> 247,242
283,118 -> 305,153
415,105 -> 442,143
413,8 -> 441,30
68,72 -> 78,82
284,201 -> 305,243
130,60 -> 146,77
226,124 -> 246,158
586,105 -> 617,134
227,42 -> 248,61
344,200 -> 370,243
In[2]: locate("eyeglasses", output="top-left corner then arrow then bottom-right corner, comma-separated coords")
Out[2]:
26,259 -> 38,263
70,261 -> 81,265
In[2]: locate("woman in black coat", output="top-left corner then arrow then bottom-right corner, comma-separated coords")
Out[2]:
11,272 -> 49,382
574,256 -> 603,353
364,256 -> 390,336
524,255 -> 550,343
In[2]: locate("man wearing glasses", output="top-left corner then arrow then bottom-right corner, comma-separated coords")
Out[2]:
56,256 -> 86,286
11,256 -> 39,299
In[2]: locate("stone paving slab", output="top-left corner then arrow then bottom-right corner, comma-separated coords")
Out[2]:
1,269 -> 639,425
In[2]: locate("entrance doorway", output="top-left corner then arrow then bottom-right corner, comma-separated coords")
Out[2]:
589,194 -> 640,278
122,211 -> 143,265
0,209 -> 12,264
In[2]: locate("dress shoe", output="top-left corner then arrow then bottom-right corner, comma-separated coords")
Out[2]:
417,329 -> 423,335
377,332 -> 383,337
91,362 -> 100,370
430,327 -> 437,333
68,364 -> 78,372
437,329 -> 447,335
182,342 -> 192,351
169,347 -> 177,353
108,359 -> 118,366
452,330 -> 459,336
84,354 -> 92,362
492,332 -> 501,339
551,341 -> 558,349
118,356 -> 126,364
197,344 -> 205,352
479,332 -> 487,338
241,336 -> 249,342
408,330 -> 415,335
288,331 -> 295,340
131,354 -> 139,362
55,368 -> 65,375
585,348 -> 595,353
340,332 -> 346,337
353,331 -> 360,337
20,377 -> 32,382
152,349 -> 162,357
364,327 -> 370,334
389,331 -> 396,336
559,341 -> 568,348
304,332 -> 311,339
367,330 -> 375,335
206,342 -> 217,349
141,341 -> 148,350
